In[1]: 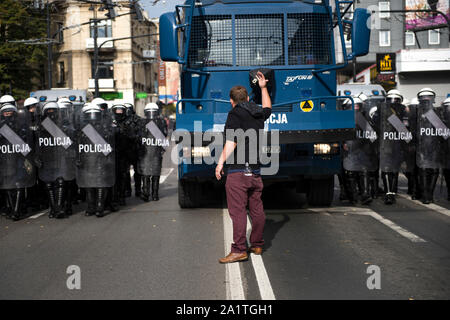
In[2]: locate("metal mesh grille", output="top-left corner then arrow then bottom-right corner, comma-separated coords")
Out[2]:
235,14 -> 284,66
287,13 -> 332,65
188,15 -> 233,67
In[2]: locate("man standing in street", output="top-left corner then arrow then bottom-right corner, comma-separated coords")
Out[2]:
216,71 -> 272,264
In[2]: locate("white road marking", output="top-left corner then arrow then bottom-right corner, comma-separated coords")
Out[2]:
397,193 -> 450,218
159,168 -> 174,184
222,208 -> 245,300
323,206 -> 427,243
28,210 -> 48,219
246,216 -> 276,300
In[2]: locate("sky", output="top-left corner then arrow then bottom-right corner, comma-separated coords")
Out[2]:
140,0 -> 183,18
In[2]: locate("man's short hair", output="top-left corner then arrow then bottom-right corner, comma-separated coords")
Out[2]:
229,86 -> 248,104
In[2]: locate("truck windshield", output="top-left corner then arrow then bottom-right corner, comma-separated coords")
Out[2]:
188,13 -> 332,68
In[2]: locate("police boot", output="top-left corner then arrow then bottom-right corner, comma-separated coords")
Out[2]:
359,171 -> 372,205
4,191 -> 14,219
141,176 -> 151,202
55,178 -> 66,219
345,171 -> 359,204
337,173 -> 348,201
12,189 -> 24,221
65,180 -> 74,216
152,176 -> 160,201
404,172 -> 414,195
106,186 -> 119,212
118,172 -> 127,206
428,169 -> 439,204
134,172 -> 142,198
125,169 -> 132,198
95,188 -> 107,218
381,172 -> 395,205
422,169 -> 434,205
46,183 -> 56,218
444,169 -> 450,201
85,188 -> 96,216
369,171 -> 379,199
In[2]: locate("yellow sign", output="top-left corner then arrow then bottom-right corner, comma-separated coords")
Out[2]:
300,100 -> 314,112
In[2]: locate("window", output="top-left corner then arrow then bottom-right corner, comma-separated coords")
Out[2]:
379,30 -> 391,47
57,22 -> 64,43
90,19 -> 112,38
405,31 -> 415,46
58,61 -> 65,84
92,59 -> 114,78
429,29 -> 440,45
379,2 -> 390,18
287,13 -> 332,65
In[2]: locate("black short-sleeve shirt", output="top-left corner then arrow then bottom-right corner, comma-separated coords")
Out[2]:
224,102 -> 271,171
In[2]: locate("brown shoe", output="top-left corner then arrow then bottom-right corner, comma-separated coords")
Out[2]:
249,247 -> 263,255
219,252 -> 248,264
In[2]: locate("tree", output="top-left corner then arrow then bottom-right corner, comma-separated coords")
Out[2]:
0,0 -> 47,100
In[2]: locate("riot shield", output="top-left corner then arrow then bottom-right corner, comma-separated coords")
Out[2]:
0,109 -> 36,189
416,99 -> 448,169
136,117 -> 169,176
379,102 -> 412,173
38,108 -> 76,182
443,104 -> 450,169
401,103 -> 418,173
343,99 -> 379,172
76,111 -> 116,188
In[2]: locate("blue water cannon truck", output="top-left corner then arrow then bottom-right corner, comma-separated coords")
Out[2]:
159,0 -> 371,208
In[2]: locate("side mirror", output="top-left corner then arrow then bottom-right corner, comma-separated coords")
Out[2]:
159,12 -> 180,62
349,8 -> 371,59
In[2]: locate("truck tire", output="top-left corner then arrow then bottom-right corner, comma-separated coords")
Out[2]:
178,180 -> 201,208
307,176 -> 334,207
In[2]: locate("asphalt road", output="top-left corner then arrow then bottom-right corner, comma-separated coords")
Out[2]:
1,150 -> 449,300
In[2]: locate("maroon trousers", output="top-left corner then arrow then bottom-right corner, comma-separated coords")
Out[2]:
225,172 -> 265,253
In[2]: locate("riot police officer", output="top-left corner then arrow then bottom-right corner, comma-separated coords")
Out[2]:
0,103 -> 36,220
111,104 -> 136,206
379,89 -> 412,205
123,103 -> 142,198
76,103 -> 116,217
442,97 -> 450,201
37,102 -> 76,218
137,102 -> 168,202
343,95 -> 378,204
416,88 -> 445,204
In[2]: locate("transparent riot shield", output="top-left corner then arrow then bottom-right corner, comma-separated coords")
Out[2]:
75,111 -> 116,188
379,101 -> 412,173
38,108 -> 76,182
416,99 -> 447,169
136,117 -> 169,176
0,109 -> 36,189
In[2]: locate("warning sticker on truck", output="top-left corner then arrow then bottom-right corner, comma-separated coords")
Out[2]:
300,100 -> 314,112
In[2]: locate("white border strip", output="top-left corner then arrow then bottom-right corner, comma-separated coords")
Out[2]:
222,208 -> 245,300
160,168 -> 174,184
246,216 -> 276,300
397,193 -> 450,218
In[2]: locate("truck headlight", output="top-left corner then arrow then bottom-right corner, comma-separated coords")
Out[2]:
314,143 -> 339,155
183,146 -> 211,158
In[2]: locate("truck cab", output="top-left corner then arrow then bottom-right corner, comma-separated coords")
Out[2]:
159,0 -> 371,208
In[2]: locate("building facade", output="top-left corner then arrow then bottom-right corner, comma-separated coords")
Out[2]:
338,0 -> 450,103
48,0 -> 159,113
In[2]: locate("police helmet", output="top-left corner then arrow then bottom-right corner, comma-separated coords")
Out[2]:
417,88 -> 436,99
0,103 -> 18,113
24,97 -> 39,109
91,97 -> 108,111
386,89 -> 403,104
443,97 -> 450,106
0,95 -> 15,106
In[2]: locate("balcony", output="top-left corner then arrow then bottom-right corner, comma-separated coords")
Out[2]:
86,38 -> 114,50
88,78 -> 115,90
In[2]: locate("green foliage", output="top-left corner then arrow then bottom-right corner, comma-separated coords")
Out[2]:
0,0 -> 47,100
